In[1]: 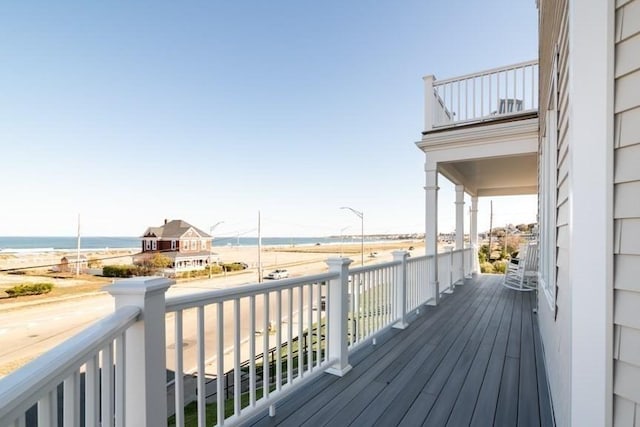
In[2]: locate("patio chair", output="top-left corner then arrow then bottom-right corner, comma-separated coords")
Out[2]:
503,242 -> 538,291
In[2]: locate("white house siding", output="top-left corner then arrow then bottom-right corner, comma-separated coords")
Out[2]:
538,1 -> 571,426
614,0 -> 640,424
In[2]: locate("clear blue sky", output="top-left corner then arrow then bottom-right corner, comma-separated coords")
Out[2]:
0,1 -> 538,237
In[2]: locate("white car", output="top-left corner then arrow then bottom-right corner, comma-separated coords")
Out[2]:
265,269 -> 289,280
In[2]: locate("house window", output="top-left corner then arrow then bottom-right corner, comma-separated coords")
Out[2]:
201,240 -> 207,250
181,240 -> 188,250
145,240 -> 151,251
152,240 -> 157,250
171,240 -> 176,250
190,240 -> 197,250
539,52 -> 558,309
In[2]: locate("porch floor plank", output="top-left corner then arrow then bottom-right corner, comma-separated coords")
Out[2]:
245,275 -> 554,427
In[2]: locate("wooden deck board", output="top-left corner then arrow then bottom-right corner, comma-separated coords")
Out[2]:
243,276 -> 555,427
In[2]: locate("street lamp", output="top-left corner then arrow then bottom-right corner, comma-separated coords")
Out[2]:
340,207 -> 364,266
209,221 -> 224,279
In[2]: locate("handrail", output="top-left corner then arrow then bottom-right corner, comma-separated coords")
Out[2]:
0,305 -> 141,423
433,59 -> 539,86
348,260 -> 400,275
166,271 -> 337,312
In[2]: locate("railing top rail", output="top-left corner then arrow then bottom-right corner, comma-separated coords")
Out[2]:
165,271 -> 338,312
348,260 -> 400,275
0,305 -> 141,422
432,59 -> 538,86
406,254 -> 431,263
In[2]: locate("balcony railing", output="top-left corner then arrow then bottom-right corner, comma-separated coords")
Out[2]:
0,248 -> 474,427
424,60 -> 539,131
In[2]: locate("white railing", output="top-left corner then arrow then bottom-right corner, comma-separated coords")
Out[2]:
424,60 -> 539,130
0,305 -> 141,427
0,249 -> 477,427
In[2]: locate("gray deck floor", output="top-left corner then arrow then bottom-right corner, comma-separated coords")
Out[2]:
246,275 -> 554,427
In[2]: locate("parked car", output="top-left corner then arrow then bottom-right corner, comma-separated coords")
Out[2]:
264,269 -> 289,279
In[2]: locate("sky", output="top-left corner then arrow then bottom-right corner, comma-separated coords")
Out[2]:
0,1 -> 539,238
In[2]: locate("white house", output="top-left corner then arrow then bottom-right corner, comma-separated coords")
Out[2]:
418,0 -> 640,425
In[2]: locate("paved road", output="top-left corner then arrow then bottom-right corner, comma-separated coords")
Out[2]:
0,249 -> 412,378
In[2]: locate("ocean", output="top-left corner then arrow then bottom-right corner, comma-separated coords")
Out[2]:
0,236 -> 371,253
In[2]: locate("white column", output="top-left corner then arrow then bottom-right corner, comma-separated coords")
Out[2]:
325,257 -> 352,377
425,161 -> 439,305
423,75 -> 435,132
470,196 -> 479,276
455,184 -> 465,283
569,0 -> 613,425
107,277 -> 173,427
392,251 -> 409,329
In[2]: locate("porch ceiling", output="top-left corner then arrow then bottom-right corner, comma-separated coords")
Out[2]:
417,116 -> 539,197
440,154 -> 538,197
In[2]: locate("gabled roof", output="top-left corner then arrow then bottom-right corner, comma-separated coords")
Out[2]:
141,219 -> 211,239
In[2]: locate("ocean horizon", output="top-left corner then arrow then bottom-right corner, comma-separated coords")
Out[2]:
0,236 -> 384,253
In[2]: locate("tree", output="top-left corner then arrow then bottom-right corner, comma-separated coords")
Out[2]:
148,253 -> 172,269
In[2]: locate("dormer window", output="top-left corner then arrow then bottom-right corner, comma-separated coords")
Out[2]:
145,240 -> 151,250
171,240 -> 176,250
152,240 -> 157,250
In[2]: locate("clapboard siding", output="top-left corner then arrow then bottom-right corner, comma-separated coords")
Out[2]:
615,107 -> 640,148
615,254 -> 640,292
614,1 -> 640,424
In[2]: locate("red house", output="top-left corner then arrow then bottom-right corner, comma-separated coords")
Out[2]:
135,219 -> 217,272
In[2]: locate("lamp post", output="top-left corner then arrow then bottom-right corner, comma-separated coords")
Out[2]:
209,221 -> 224,279
340,207 -> 364,266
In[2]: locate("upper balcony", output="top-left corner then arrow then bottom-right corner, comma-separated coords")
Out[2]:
418,60 -> 540,198
423,60 -> 539,133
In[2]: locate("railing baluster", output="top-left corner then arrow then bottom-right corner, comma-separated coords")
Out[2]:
297,285 -> 304,378
307,284 -> 313,371
316,283 -> 322,364
174,311 -> 185,427
85,355 -> 99,427
37,390 -> 53,427
115,334 -> 125,427
197,306 -> 207,427
234,298 -> 241,416
101,342 -> 115,427
287,288 -> 293,385
216,303 -> 224,426
249,295 -> 256,408
276,290 -> 282,390
263,292 -> 270,399
63,371 -> 80,427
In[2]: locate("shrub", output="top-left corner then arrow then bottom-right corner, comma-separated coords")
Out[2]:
480,262 -> 495,274
5,283 -> 54,297
222,262 -> 247,272
103,265 -> 135,278
493,260 -> 508,274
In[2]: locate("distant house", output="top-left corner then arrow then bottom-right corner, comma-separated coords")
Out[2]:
59,255 -> 88,273
134,219 -> 218,272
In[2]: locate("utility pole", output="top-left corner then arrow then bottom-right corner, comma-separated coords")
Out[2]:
488,200 -> 494,261
258,210 -> 262,283
75,213 -> 81,276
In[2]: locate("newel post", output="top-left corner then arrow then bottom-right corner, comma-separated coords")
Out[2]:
325,257 -> 352,377
423,74 -> 436,132
107,277 -> 174,427
392,251 -> 409,329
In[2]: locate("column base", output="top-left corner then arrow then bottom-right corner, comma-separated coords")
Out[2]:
326,364 -> 352,377
393,320 -> 409,330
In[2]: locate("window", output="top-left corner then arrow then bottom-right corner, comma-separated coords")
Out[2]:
539,51 -> 558,309
145,240 -> 151,250
190,240 -> 197,250
171,240 -> 176,250
181,240 -> 188,250
201,240 -> 207,250
152,240 -> 157,250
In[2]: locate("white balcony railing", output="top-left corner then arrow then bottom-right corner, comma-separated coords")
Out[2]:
424,60 -> 539,131
0,248 -> 474,427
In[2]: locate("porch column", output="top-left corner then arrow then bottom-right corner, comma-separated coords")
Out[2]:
455,184 -> 465,283
470,196 -> 479,276
425,160 -> 439,305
